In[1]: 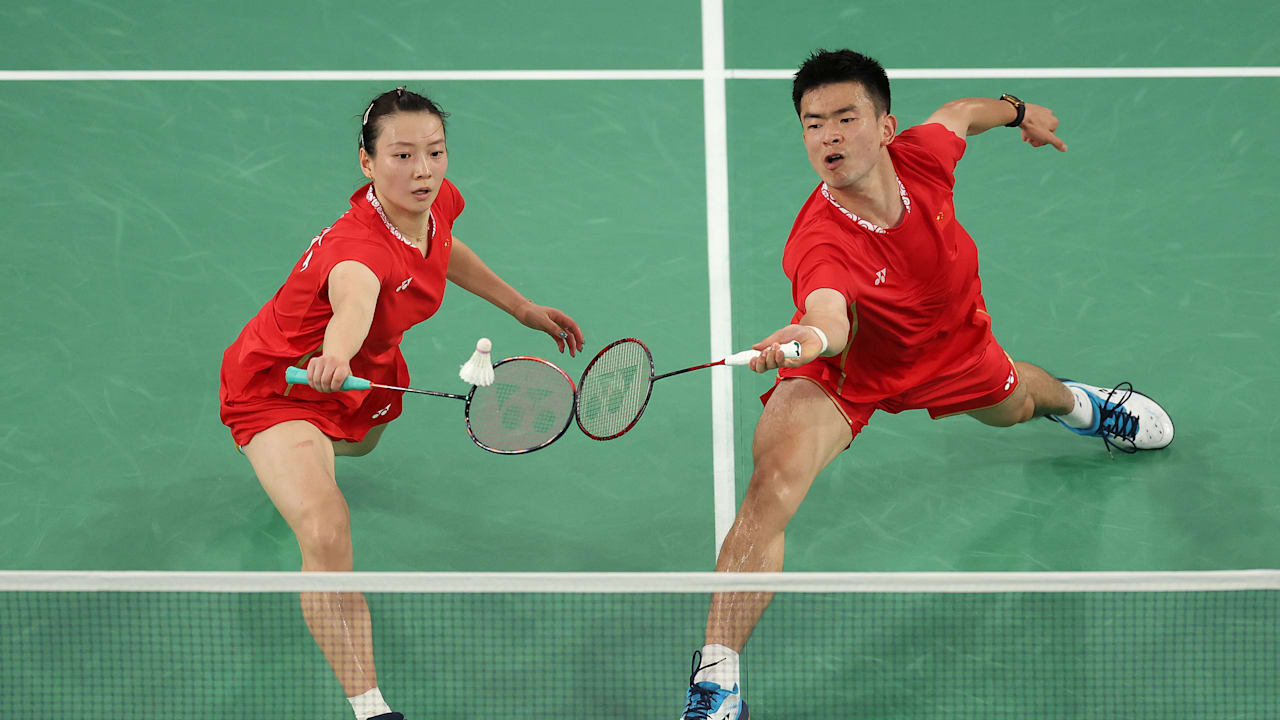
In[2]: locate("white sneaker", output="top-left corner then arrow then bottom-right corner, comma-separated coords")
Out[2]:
1051,380 -> 1174,453
679,652 -> 749,719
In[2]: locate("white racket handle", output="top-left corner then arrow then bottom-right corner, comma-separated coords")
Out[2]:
724,340 -> 802,366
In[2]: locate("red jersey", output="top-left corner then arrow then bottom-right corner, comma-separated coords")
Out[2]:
778,123 -> 992,402
219,180 -> 463,444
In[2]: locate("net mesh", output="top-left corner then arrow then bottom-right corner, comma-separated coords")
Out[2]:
3,572 -> 1277,718
466,358 -> 575,452
575,340 -> 654,439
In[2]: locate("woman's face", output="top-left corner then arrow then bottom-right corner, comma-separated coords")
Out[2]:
359,111 -> 448,219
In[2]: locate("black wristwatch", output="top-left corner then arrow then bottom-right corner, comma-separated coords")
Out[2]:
999,93 -> 1025,127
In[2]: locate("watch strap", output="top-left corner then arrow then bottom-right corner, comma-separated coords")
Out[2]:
1000,94 -> 1025,127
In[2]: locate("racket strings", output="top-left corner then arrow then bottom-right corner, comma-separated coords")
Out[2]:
467,358 -> 575,453
576,340 -> 654,440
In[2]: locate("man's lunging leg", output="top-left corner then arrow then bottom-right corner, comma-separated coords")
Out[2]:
681,379 -> 853,720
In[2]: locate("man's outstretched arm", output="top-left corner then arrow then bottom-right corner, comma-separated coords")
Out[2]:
927,96 -> 1068,151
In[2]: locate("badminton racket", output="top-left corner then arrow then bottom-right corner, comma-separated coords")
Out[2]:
574,338 -> 800,441
285,356 -> 576,454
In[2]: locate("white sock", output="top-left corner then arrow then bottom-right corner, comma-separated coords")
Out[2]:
348,687 -> 392,720
1057,386 -> 1096,429
696,644 -> 740,689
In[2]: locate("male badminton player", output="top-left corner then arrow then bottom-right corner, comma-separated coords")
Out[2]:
219,87 -> 584,720
678,50 -> 1174,720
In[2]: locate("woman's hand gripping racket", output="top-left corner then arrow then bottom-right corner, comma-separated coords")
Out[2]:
574,338 -> 800,441
285,356 -> 576,454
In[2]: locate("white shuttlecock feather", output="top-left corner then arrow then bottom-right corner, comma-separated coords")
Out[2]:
459,338 -> 495,386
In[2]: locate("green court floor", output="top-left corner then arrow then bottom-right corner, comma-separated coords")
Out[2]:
3,2 -> 1279,718
1,1 -> 1277,574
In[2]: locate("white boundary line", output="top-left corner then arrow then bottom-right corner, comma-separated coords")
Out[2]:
0,70 -> 704,81
732,67 -> 1280,79
1,67 -> 1278,82
700,0 -> 737,563
3,570 -> 1278,593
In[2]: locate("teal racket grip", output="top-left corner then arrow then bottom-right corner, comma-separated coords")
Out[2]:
284,366 -> 372,391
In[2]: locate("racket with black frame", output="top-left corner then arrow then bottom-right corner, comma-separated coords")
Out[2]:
285,356 -> 576,454
574,337 -> 800,441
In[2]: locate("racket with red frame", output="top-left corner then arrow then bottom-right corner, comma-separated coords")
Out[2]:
574,338 -> 801,441
285,355 -> 576,454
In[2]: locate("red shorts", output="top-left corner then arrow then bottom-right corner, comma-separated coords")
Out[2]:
220,380 -> 403,448
761,332 -> 1018,446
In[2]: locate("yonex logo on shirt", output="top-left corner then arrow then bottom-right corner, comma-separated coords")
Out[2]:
874,268 -> 887,286
395,277 -> 413,293
371,403 -> 391,419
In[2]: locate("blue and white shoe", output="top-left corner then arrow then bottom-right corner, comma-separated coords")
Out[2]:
679,651 -> 749,720
1051,380 -> 1174,454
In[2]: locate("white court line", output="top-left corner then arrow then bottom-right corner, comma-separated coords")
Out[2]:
731,66 -> 1280,79
0,69 -> 704,81
2,67 -> 1278,81
700,0 -> 736,562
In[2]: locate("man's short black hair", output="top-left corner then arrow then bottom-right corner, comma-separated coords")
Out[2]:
792,49 -> 891,118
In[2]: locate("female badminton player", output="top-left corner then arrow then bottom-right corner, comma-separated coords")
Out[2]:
218,87 -> 584,720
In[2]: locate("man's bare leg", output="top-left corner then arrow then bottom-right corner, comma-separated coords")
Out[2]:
967,361 -> 1073,427
689,379 -> 852,705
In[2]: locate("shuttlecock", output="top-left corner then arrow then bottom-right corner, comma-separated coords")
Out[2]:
460,338 -> 495,386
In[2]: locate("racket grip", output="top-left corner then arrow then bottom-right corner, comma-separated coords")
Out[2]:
284,366 -> 372,391
724,341 -> 802,366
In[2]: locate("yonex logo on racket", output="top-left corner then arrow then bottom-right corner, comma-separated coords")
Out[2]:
576,365 -> 640,428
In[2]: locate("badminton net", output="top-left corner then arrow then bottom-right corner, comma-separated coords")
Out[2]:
2,571 -> 1277,718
